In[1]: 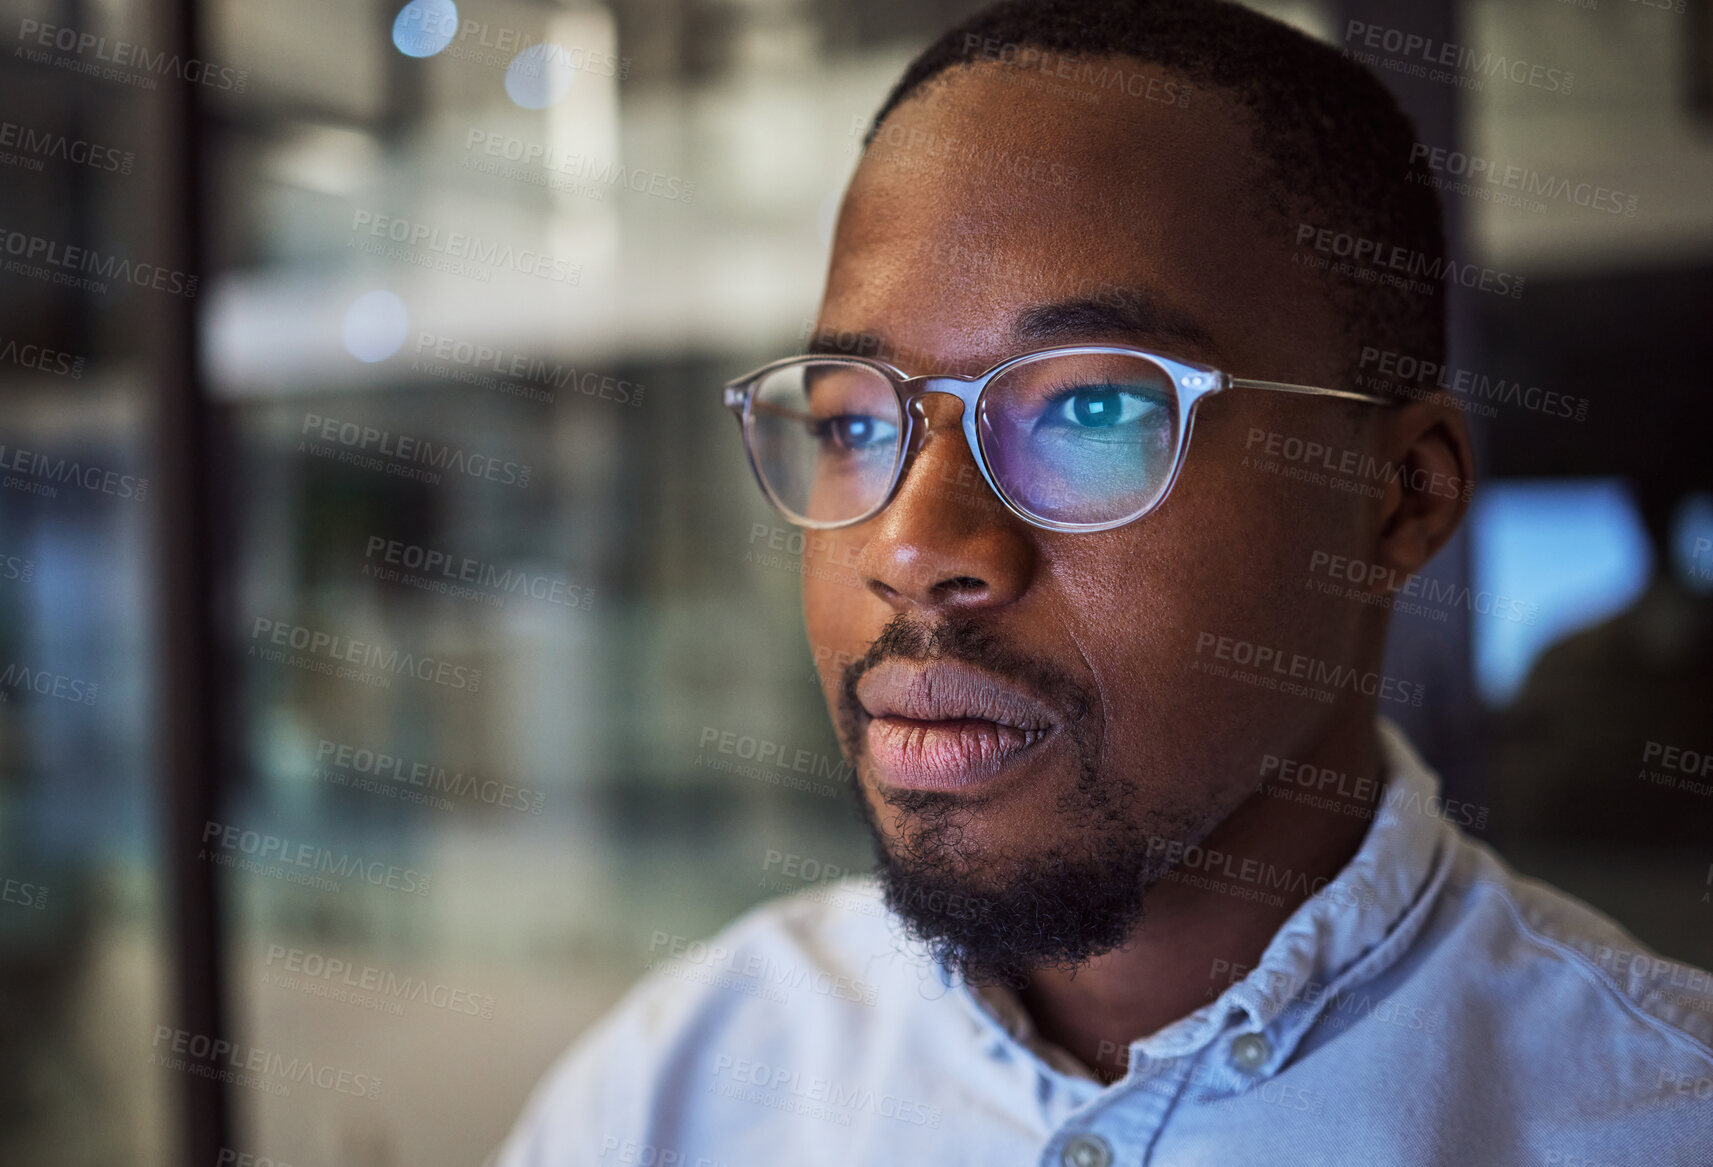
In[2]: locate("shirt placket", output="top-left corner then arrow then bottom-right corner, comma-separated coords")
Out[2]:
1036,1042 -> 1198,1167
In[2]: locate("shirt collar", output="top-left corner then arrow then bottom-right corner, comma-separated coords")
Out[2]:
954,717 -> 1455,1082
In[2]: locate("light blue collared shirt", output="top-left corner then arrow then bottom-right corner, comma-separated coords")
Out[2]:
496,721 -> 1713,1166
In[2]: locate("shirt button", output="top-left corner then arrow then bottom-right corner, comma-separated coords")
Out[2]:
1061,1133 -> 1113,1167
1230,1032 -> 1271,1072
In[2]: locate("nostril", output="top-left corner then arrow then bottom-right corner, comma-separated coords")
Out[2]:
936,576 -> 987,593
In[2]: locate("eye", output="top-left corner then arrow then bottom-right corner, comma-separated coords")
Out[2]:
811,413 -> 899,452
1042,385 -> 1164,429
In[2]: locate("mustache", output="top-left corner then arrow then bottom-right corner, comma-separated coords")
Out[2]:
834,612 -> 1094,766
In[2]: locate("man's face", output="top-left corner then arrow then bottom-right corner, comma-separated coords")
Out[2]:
806,60 -> 1388,984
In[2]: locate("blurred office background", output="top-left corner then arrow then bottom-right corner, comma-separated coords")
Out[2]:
0,0 -> 1710,1162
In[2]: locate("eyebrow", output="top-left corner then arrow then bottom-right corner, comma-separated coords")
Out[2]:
800,331 -> 889,358
1012,293 -> 1217,356
801,290 -> 1219,372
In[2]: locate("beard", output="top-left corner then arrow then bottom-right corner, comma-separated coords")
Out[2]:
836,613 -> 1221,990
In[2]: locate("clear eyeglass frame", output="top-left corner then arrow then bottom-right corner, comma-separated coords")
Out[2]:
721,343 -> 1395,534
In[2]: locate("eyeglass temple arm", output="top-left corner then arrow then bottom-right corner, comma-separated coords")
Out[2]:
1226,376 -> 1396,407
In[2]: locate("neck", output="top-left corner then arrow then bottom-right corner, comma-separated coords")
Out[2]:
1016,712 -> 1387,1083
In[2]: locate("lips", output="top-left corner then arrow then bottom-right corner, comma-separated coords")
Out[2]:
855,659 -> 1058,791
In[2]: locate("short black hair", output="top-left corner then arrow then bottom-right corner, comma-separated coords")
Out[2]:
863,0 -> 1447,392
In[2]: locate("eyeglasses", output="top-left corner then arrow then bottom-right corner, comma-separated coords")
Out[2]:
721,343 -> 1395,534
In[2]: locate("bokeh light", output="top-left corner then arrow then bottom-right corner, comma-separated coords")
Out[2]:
505,44 -> 576,109
341,289 -> 410,362
391,0 -> 458,59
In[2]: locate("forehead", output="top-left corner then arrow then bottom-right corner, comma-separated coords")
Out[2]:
823,59 -> 1335,378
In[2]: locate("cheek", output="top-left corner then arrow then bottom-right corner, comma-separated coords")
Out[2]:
1043,492 -> 1354,797
801,548 -> 874,692
1163,407 -> 1377,632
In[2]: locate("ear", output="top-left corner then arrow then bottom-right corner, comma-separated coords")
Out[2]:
1366,399 -> 1475,586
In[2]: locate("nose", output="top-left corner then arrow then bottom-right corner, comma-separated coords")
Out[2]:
856,390 -> 1037,612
